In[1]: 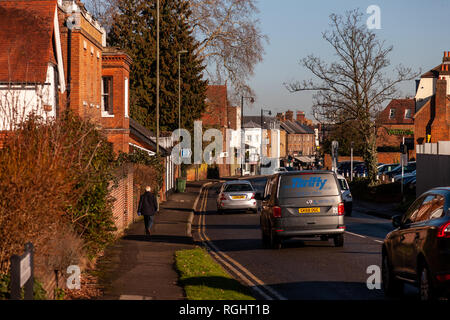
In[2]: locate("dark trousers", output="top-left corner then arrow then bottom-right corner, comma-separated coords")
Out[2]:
144,215 -> 154,234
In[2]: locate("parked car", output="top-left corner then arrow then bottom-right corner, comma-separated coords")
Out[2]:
378,163 -> 398,175
393,170 -> 416,183
353,163 -> 367,175
386,162 -> 416,178
216,180 -> 257,214
337,161 -> 364,175
257,171 -> 345,249
382,187 -> 450,300
337,174 -> 353,216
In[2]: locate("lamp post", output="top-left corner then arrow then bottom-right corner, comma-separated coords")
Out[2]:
240,96 -> 254,177
260,108 -> 272,174
156,0 -> 160,155
177,50 -> 187,178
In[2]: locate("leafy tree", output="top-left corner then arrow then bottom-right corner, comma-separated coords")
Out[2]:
108,0 -> 208,132
286,10 -> 418,183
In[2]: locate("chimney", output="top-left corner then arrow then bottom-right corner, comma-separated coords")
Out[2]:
436,77 -> 447,116
296,111 -> 306,123
285,110 -> 294,121
276,112 -> 285,122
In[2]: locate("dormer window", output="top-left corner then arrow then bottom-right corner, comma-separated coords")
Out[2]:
404,109 -> 412,119
389,108 -> 396,119
101,76 -> 113,116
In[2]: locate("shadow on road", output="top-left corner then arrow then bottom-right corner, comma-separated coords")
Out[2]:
122,234 -> 193,245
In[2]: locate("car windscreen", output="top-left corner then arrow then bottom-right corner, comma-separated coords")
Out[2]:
249,178 -> 267,193
224,184 -> 254,192
338,178 -> 348,190
279,174 -> 339,198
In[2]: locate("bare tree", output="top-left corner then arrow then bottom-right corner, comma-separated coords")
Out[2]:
189,0 -> 268,98
285,9 -> 419,183
85,0 -> 267,99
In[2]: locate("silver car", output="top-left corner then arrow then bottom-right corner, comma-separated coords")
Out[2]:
216,180 -> 258,214
337,174 -> 353,216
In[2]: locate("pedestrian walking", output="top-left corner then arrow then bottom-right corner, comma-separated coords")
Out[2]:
138,186 -> 158,236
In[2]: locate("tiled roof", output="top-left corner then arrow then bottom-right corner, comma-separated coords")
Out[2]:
280,120 -> 315,134
377,99 -> 415,124
0,0 -> 57,83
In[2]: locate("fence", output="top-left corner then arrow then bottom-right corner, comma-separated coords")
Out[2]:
416,141 -> 450,196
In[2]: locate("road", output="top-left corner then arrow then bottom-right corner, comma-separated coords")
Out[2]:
194,180 -> 419,300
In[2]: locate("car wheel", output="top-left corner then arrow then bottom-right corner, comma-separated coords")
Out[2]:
269,231 -> 282,250
382,253 -> 403,297
419,264 -> 435,301
333,234 -> 344,247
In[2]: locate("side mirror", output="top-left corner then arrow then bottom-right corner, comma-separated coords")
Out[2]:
392,215 -> 402,228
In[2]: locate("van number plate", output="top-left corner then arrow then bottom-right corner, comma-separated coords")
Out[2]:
299,207 -> 320,213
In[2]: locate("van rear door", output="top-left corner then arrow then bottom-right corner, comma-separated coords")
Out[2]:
278,173 -> 342,230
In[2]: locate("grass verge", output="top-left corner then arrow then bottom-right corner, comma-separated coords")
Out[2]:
175,247 -> 255,300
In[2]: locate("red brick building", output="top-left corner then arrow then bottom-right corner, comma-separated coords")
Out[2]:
0,0 -> 175,233
376,98 -> 415,156
414,52 -> 450,146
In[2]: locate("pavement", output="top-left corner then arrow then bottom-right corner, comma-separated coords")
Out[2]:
94,177 -> 404,300
96,181 -> 206,300
353,199 -> 403,220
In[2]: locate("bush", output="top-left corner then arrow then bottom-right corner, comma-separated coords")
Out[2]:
0,112 -> 118,293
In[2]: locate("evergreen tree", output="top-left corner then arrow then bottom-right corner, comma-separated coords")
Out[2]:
108,0 -> 208,133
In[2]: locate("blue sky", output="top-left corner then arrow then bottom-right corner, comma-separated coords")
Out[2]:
245,0 -> 450,117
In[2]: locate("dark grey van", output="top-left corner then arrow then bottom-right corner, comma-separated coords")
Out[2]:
257,171 -> 345,249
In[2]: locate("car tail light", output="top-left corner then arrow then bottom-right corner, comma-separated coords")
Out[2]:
436,274 -> 450,282
251,193 -> 255,200
220,194 -> 227,201
273,206 -> 282,218
338,202 -> 345,215
437,221 -> 450,238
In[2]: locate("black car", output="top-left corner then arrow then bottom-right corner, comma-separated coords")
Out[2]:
382,187 -> 450,300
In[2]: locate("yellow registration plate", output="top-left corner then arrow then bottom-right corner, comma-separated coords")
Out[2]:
299,207 -> 320,213
232,195 -> 246,200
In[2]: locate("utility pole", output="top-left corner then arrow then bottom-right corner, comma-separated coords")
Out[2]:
350,141 -> 354,181
156,0 -> 160,155
240,96 -> 254,177
178,50 -> 187,177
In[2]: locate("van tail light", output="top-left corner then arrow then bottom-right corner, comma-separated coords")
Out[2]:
273,206 -> 282,218
338,202 -> 345,215
437,221 -> 450,238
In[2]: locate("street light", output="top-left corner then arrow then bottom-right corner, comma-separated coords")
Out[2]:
156,0 -> 160,154
240,95 -> 254,177
178,50 -> 187,178
260,108 -> 272,174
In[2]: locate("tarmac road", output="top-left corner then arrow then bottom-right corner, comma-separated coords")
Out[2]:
194,180 -> 420,300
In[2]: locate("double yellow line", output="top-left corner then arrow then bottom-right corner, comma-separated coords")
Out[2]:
196,183 -> 286,301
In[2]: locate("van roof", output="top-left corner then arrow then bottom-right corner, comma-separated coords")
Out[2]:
277,170 -> 336,176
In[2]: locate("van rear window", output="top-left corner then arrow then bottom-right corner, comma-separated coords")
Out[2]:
279,174 -> 339,198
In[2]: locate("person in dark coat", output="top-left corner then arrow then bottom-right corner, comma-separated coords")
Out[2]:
138,186 -> 158,236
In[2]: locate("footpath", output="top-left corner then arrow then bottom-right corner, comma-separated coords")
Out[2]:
96,181 -> 206,300
353,199 -> 403,219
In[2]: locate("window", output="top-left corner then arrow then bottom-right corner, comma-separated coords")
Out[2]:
404,109 -> 412,119
402,195 -> 425,224
389,108 -> 396,119
412,194 -> 445,222
101,76 -> 113,115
